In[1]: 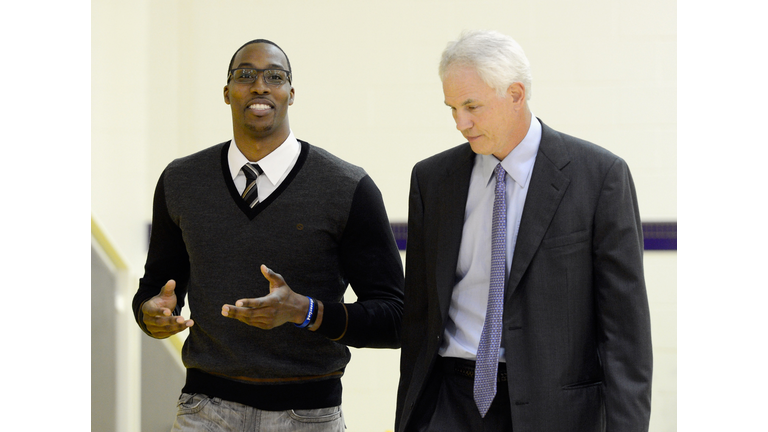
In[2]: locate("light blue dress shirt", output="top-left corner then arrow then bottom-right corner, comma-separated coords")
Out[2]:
439,117 -> 542,362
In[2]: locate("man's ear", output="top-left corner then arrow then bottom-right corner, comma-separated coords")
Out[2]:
288,86 -> 295,106
507,82 -> 525,104
223,85 -> 230,105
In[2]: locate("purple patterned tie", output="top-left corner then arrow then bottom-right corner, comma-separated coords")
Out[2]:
242,163 -> 263,208
474,163 -> 507,417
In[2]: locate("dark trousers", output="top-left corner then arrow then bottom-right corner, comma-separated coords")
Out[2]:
414,357 -> 513,432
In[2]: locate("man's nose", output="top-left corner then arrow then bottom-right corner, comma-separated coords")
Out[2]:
455,112 -> 472,132
249,73 -> 270,93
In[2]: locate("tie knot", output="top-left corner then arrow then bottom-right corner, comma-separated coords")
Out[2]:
243,163 -> 263,181
241,163 -> 263,208
494,163 -> 506,181
494,163 -> 506,193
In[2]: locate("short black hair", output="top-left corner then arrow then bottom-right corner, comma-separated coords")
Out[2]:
227,39 -> 292,78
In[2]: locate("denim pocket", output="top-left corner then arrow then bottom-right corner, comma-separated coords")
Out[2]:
176,393 -> 210,415
288,406 -> 342,423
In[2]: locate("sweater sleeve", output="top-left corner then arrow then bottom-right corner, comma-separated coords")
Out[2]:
314,175 -> 405,348
132,169 -> 191,336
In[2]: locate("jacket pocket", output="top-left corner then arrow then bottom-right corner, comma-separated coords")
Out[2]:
541,230 -> 590,249
562,380 -> 603,390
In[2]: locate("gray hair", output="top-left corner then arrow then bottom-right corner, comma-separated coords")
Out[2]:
439,30 -> 532,100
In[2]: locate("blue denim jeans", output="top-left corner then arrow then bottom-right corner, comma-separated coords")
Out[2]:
170,393 -> 345,432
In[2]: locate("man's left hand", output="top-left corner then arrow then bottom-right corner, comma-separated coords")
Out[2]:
221,265 -> 309,329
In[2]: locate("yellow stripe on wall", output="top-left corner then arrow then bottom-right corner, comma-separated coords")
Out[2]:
169,334 -> 184,354
91,216 -> 128,270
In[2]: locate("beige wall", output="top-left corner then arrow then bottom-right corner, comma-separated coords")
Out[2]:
92,0 -> 677,267
91,1 -> 676,431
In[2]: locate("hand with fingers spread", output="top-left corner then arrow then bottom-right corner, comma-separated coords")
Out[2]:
141,280 -> 194,338
221,265 -> 321,330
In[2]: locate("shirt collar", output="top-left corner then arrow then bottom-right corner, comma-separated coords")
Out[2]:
481,116 -> 542,189
228,131 -> 300,185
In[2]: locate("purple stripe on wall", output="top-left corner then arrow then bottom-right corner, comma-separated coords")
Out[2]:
389,222 -> 677,251
641,222 -> 677,251
147,222 -> 677,252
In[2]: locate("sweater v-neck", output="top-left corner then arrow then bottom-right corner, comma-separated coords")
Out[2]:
221,140 -> 309,220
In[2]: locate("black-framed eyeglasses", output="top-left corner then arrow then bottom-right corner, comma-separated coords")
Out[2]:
228,68 -> 292,86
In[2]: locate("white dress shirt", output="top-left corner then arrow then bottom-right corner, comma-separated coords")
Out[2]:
228,131 -> 301,200
439,117 -> 542,362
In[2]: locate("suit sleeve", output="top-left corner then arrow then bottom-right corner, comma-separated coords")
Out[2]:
395,164 -> 429,431
314,175 -> 405,348
593,158 -> 653,431
131,169 -> 191,336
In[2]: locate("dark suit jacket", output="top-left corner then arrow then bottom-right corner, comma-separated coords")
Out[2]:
395,120 -> 652,432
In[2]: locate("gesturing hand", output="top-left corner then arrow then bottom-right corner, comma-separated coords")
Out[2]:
221,265 -> 310,329
141,280 -> 194,338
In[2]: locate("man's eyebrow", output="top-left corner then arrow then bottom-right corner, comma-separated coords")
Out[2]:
234,62 -> 287,70
444,98 -> 477,108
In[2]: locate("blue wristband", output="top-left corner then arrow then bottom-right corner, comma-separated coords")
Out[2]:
295,296 -> 315,328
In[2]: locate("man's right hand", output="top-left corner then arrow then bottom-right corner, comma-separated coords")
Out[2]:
141,280 -> 194,338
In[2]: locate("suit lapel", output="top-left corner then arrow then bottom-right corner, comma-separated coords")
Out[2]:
435,145 -> 475,322
506,122 -> 571,299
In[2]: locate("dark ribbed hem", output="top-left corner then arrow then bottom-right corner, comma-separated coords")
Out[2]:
182,368 -> 343,411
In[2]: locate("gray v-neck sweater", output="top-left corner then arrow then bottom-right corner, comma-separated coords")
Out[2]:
133,140 -> 404,409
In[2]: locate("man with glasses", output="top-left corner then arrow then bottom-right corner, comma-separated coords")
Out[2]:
133,39 -> 404,431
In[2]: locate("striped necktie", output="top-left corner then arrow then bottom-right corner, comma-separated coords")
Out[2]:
241,163 -> 263,208
474,163 -> 507,417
